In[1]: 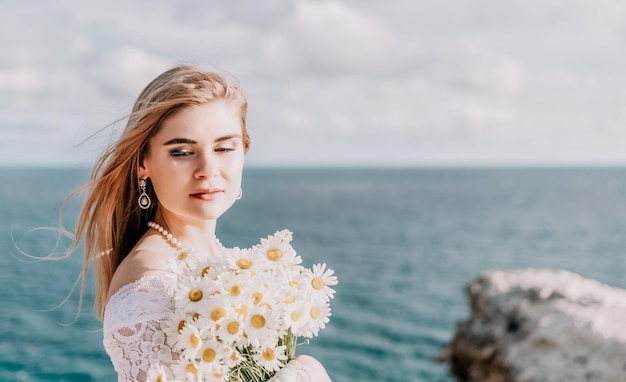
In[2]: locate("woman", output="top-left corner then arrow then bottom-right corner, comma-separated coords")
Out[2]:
71,65 -> 331,381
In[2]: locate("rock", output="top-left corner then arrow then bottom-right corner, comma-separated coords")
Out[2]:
438,269 -> 626,382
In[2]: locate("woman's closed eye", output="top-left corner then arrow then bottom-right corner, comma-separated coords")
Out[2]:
215,147 -> 236,153
170,149 -> 194,157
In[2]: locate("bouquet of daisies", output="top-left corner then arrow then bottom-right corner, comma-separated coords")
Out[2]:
147,230 -> 338,382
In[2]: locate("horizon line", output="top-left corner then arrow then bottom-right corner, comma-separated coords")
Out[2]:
5,163 -> 626,170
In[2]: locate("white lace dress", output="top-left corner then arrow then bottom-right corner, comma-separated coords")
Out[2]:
103,273 -> 311,382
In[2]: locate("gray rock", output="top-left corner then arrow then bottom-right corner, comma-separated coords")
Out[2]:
439,269 -> 626,382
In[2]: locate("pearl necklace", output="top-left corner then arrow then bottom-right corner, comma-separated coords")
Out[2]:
147,221 -> 222,253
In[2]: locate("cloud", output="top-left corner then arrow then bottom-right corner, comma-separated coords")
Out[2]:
2,0 -> 626,166
88,47 -> 173,99
286,0 -> 396,74
0,67 -> 43,95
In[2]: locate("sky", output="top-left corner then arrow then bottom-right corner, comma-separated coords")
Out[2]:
1,0 -> 626,167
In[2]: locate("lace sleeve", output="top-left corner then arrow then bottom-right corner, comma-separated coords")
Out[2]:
267,361 -> 313,382
103,275 -> 177,382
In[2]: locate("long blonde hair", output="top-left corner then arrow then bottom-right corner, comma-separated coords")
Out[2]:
69,65 -> 249,320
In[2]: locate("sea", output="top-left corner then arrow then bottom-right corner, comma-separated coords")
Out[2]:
2,166 -> 626,382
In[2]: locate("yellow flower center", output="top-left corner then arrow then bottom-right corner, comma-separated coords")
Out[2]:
289,280 -> 300,289
156,375 -> 163,382
284,294 -> 295,304
188,288 -> 203,302
291,311 -> 301,322
201,266 -> 211,277
236,305 -> 248,317
266,247 -> 282,261
263,347 -> 275,361
177,320 -> 185,334
211,307 -> 227,321
237,258 -> 253,269
229,284 -> 242,296
186,364 -> 198,374
192,313 -> 200,321
177,251 -> 188,260
231,351 -> 240,361
203,348 -> 217,362
189,333 -> 200,349
251,314 -> 266,329
311,277 -> 325,290
252,291 -> 263,305
227,321 -> 240,334
310,306 -> 321,319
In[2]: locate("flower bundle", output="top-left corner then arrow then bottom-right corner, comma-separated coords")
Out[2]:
147,230 -> 338,382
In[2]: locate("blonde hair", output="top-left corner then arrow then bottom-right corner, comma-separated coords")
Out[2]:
69,65 -> 249,320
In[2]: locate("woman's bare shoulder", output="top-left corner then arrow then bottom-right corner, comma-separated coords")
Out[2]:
106,238 -> 171,302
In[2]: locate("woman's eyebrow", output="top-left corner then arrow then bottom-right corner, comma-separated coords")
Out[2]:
163,138 -> 196,145
214,134 -> 242,143
163,134 -> 242,146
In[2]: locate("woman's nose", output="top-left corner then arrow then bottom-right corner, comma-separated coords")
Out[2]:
194,152 -> 218,179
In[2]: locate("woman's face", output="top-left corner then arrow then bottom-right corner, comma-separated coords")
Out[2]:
139,99 -> 245,224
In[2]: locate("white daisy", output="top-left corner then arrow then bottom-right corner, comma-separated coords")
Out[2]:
299,300 -> 332,338
214,311 -> 244,345
225,247 -> 263,276
253,342 -> 288,372
177,323 -> 204,361
173,276 -> 219,314
249,274 -> 286,307
162,309 -> 192,347
198,365 -> 228,382
195,253 -> 229,279
282,270 -> 307,296
203,294 -> 234,325
243,305 -> 283,346
306,263 -> 338,300
195,338 -> 225,370
283,300 -> 308,335
281,288 -> 298,306
255,230 -> 302,269
171,361 -> 201,382
240,281 -> 270,309
215,269 -> 254,299
146,363 -> 172,382
166,247 -> 199,275
221,346 -> 244,369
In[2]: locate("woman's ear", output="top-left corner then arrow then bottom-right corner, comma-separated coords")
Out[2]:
138,161 -> 149,180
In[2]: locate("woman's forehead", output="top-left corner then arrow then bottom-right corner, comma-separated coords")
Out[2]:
153,101 -> 243,142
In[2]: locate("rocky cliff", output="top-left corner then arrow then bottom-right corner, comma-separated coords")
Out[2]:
439,269 -> 626,382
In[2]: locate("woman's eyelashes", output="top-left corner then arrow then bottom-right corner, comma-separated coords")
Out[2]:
215,146 -> 236,153
169,146 -> 237,157
170,148 -> 193,157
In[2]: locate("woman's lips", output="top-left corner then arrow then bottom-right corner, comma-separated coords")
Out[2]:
191,190 -> 224,200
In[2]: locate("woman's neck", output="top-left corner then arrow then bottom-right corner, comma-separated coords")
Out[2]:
153,211 -> 221,256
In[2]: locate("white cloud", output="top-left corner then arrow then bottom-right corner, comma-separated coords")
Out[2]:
329,113 -> 356,134
0,67 -> 42,94
2,0 -> 626,166
279,109 -> 314,131
286,0 -> 396,74
89,47 -> 173,99
461,54 -> 524,94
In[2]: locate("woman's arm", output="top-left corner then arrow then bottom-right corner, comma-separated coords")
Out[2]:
268,355 -> 332,382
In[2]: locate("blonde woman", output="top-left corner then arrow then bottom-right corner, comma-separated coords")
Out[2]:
70,65 -> 331,381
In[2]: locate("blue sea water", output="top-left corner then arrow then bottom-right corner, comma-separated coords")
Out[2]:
2,167 -> 626,382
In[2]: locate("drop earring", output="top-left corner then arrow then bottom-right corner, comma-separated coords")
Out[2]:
236,188 -> 243,200
138,178 -> 152,209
